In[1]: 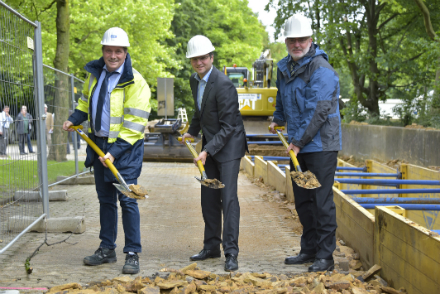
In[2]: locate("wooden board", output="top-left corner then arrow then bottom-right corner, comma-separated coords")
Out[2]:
375,206 -> 440,294
334,188 -> 375,268
241,156 -> 254,178
400,164 -> 440,230
254,156 -> 267,184
267,161 -> 286,194
367,160 -> 398,198
285,165 -> 294,202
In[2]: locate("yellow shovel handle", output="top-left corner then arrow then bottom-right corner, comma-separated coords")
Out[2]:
184,140 -> 205,174
275,129 -> 302,172
70,125 -> 120,181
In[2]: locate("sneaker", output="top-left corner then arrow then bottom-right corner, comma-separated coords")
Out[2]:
83,248 -> 117,266
122,253 -> 139,274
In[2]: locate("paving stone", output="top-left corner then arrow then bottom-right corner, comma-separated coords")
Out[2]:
0,162 -> 303,287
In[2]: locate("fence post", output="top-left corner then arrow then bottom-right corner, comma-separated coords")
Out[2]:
34,21 -> 50,218
71,75 -> 79,176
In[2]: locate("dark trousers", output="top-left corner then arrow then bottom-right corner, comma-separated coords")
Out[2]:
290,151 -> 338,260
26,133 -> 33,152
19,134 -> 27,153
93,137 -> 141,253
202,156 -> 241,256
0,129 -> 8,154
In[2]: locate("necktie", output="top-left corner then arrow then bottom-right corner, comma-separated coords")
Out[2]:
290,61 -> 296,77
95,71 -> 114,132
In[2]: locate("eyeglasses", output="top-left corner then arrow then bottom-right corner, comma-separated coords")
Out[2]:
286,37 -> 311,45
191,55 -> 211,63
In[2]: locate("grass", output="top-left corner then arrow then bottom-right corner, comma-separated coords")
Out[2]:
0,159 -> 85,196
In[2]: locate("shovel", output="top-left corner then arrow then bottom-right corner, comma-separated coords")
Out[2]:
70,125 -> 148,199
272,126 -> 321,189
183,140 -> 225,189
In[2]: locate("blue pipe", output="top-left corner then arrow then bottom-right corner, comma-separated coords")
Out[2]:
336,166 -> 367,171
352,197 -> 440,204
433,230 -> 440,234
335,172 -> 400,178
341,189 -> 440,195
335,179 -> 440,186
360,204 -> 440,210
247,141 -> 283,145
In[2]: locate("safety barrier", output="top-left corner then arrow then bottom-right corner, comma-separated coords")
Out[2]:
241,156 -> 440,292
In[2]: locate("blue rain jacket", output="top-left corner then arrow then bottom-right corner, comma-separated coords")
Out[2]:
273,44 -> 342,153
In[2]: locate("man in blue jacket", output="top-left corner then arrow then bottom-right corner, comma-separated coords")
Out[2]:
269,14 -> 341,272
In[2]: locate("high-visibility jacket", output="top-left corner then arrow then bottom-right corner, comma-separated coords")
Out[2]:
68,53 -> 151,181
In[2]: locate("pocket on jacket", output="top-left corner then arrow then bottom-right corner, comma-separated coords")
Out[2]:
320,115 -> 340,151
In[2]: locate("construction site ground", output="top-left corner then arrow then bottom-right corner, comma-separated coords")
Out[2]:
0,162 -> 306,289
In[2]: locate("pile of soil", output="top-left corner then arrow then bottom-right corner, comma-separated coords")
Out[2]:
338,155 -> 365,167
47,262 -> 406,294
290,171 -> 321,189
248,145 -> 288,158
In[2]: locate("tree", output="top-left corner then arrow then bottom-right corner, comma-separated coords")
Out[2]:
166,0 -> 267,120
267,0 -> 439,117
8,0 -> 177,159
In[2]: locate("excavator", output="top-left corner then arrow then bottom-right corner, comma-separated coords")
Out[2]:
223,49 -> 278,134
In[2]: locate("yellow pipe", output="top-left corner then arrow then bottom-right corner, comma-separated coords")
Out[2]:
70,125 -> 120,181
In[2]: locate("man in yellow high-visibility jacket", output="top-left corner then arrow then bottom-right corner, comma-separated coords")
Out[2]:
63,27 -> 151,275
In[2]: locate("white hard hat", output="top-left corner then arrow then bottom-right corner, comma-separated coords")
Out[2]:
284,14 -> 313,39
44,104 -> 47,108
186,35 -> 215,58
101,27 -> 130,47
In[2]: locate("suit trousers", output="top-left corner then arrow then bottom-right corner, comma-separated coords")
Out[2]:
0,129 -> 8,155
202,156 -> 241,256
290,151 -> 338,260
93,137 -> 142,253
19,134 -> 27,153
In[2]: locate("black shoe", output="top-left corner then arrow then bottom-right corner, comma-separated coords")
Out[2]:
20,152 -> 27,155
308,258 -> 335,272
29,151 -> 35,153
224,254 -> 238,272
190,249 -> 221,261
83,248 -> 117,266
285,252 -> 316,264
122,253 -> 139,274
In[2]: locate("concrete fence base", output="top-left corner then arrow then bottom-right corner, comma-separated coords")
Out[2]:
8,216 -> 86,233
56,175 -> 95,185
14,190 -> 68,201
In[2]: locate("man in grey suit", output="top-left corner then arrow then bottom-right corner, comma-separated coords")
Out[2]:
181,35 -> 247,272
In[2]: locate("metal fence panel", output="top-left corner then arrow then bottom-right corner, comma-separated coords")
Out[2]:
0,1 -> 45,253
43,65 -> 85,187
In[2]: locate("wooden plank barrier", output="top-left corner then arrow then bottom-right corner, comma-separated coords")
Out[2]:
336,158 -> 363,191
254,156 -> 267,184
285,165 -> 294,202
374,206 -> 440,294
333,187 -> 375,269
366,160 -> 398,199
267,161 -> 286,194
241,156 -> 254,178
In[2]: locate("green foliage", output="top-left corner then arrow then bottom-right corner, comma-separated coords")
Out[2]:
267,0 -> 440,121
266,42 -> 286,86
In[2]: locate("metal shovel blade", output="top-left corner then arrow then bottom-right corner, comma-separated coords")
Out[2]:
195,177 -> 225,189
290,170 -> 322,189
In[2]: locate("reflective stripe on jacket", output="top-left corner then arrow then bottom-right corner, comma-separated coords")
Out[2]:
273,44 -> 342,153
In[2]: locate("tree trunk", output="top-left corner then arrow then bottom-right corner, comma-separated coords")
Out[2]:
48,0 -> 70,161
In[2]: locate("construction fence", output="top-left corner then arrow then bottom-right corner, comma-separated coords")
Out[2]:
0,0 -> 87,254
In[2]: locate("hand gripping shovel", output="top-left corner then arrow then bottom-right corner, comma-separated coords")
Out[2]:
183,140 -> 225,189
70,125 -> 148,199
272,126 -> 321,189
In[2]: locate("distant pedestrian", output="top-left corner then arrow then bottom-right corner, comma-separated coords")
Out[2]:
269,14 -> 342,272
16,105 -> 34,155
0,105 -> 14,156
45,104 -> 54,148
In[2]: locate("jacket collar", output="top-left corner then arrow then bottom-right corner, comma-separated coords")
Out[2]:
84,52 -> 134,86
278,43 -> 319,76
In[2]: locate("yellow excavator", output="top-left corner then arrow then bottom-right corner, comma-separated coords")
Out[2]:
223,50 -> 278,134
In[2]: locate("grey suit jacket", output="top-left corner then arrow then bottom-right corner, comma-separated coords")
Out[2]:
188,66 -> 248,162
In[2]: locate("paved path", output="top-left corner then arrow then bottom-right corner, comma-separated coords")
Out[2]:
0,162 -> 304,289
